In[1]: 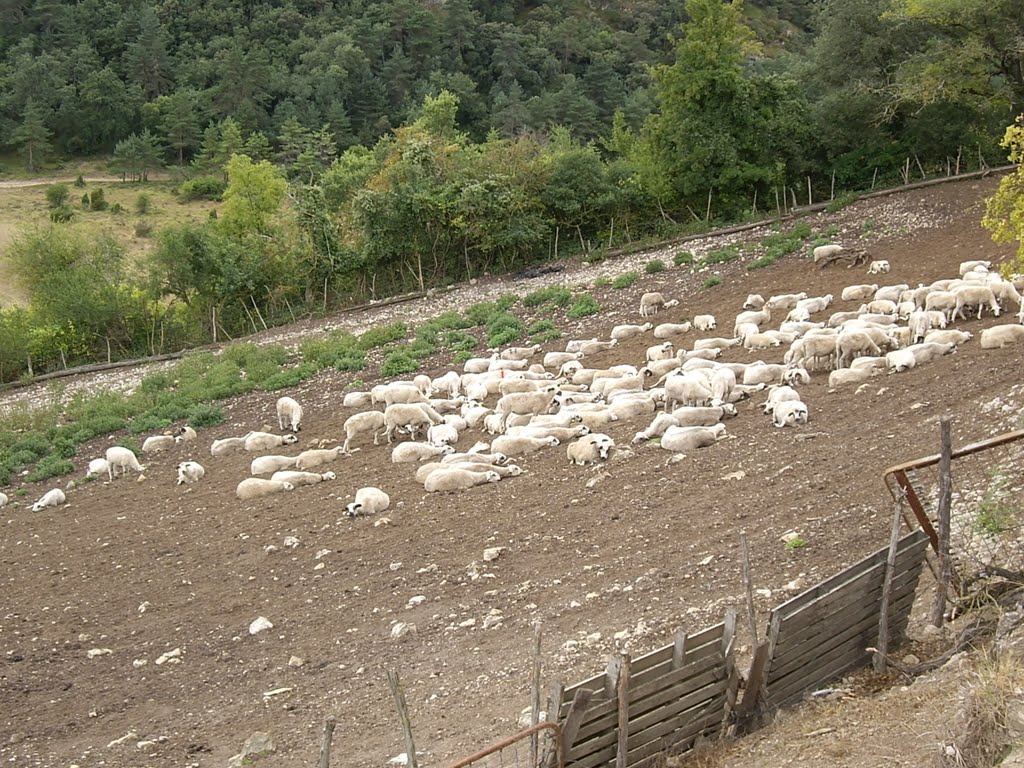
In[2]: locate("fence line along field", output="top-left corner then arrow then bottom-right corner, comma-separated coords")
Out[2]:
1,176 -> 1022,768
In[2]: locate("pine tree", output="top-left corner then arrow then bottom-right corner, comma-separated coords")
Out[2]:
12,100 -> 53,172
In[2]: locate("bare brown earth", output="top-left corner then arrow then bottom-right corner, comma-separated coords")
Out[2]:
1,177 -> 1023,768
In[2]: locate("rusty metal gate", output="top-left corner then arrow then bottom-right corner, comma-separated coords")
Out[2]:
448,722 -> 562,768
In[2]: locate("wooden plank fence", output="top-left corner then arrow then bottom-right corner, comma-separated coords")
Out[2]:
756,529 -> 930,710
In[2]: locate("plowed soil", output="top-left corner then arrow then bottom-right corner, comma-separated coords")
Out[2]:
2,176 -> 1022,768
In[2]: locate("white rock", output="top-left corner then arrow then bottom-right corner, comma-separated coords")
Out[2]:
389,562 -> 403,571
288,656 -> 305,667
137,740 -> 158,752
107,731 -> 138,748
780,531 -> 802,544
391,622 -> 417,640
373,517 -> 391,527
283,536 -> 300,548
614,630 -> 630,641
132,659 -> 148,668
155,647 -> 182,665
138,601 -> 151,613
482,547 -> 505,562
482,609 -> 504,630
407,595 -> 427,608
262,687 -> 293,700
86,648 -> 112,659
458,618 -> 477,628
584,632 -> 602,646
264,545 -> 279,554
249,616 -> 274,635
315,548 -> 331,560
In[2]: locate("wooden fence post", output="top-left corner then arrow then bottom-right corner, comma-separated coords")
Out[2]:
741,533 -> 758,646
615,654 -> 631,768
319,717 -> 336,768
930,416 -> 953,627
874,489 -> 905,672
386,669 -> 418,768
530,622 -> 543,768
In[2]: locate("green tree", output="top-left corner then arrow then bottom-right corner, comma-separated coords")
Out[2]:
983,118 -> 1024,270
12,99 -> 52,172
157,89 -> 201,165
112,130 -> 163,181
126,5 -> 173,99
219,154 -> 287,237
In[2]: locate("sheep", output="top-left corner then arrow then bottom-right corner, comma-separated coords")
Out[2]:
903,310 -> 930,345
500,344 -> 541,361
673,404 -> 737,424
694,337 -> 740,352
508,425 -> 591,443
564,407 -> 619,431
543,351 -> 583,369
659,423 -> 727,452
812,244 -> 844,262
733,308 -> 771,335
828,368 -> 875,387
0,492 -> 6,508
463,354 -> 498,373
633,413 -> 681,443
887,341 -> 956,371
383,383 -> 429,406
886,349 -> 917,373
412,374 -> 433,397
646,342 -> 675,362
867,259 -> 890,274
441,450 -> 508,466
850,356 -> 889,373
773,400 -> 809,428
294,446 -> 345,470
924,329 -> 972,346
924,290 -> 958,321
765,293 -> 807,311
611,323 -> 654,341
342,391 -> 373,408
142,435 -> 175,453
693,315 -> 716,331
762,385 -> 800,415
959,260 -> 991,276
250,455 -> 298,476
431,371 -> 461,398
270,470 -> 336,487
490,434 -> 560,456
106,446 -> 144,480
423,459 -> 521,481
210,436 -> 249,456
341,411 -> 386,452
345,487 -> 391,517
980,324 -> 1024,349
244,432 -> 300,452
664,374 -> 714,411
85,458 -> 110,479
641,359 -> 682,381
795,294 -> 834,315
173,425 -> 197,444
786,306 -> 811,323
576,339 -> 619,356
276,396 -> 303,432
176,461 -> 206,485
427,423 -> 460,446
681,348 -> 721,361
639,292 -> 679,318
710,367 -> 736,404
392,442 -> 455,463
836,329 -> 882,368
743,294 -> 765,310
235,478 -> 295,500
608,397 -> 657,421
494,388 -> 560,428
31,488 -> 66,511
742,363 -> 788,386
742,332 -> 783,350
566,434 -> 615,465
787,334 -> 837,371
952,284 -> 1001,320
488,358 -> 529,372
654,322 -> 693,339
990,279 -> 1022,309
384,402 -> 444,442
861,299 -> 897,316
841,284 -> 879,302
874,284 -> 910,303
423,467 -> 502,492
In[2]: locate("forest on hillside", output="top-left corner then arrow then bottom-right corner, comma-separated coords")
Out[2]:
0,0 -> 1021,382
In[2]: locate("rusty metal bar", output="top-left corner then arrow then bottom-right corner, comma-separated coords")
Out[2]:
447,722 -> 562,768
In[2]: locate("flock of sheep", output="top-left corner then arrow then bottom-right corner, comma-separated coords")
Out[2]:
12,245 -> 1024,515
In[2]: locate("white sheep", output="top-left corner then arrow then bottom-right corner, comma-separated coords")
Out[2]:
142,435 -> 175,453
566,434 -> 615,465
907,310 -> 931,344
762,385 -> 800,415
342,411 -> 386,452
494,388 -> 560,429
836,329 -> 882,368
85,458 -> 110,479
244,432 -> 300,452
874,284 -> 909,303
173,425 -> 197,443
693,315 -> 716,331
441,450 -> 508,465
952,284 -> 1001,320
653,322 -> 693,340
867,259 -> 890,274
646,342 -> 675,362
608,397 -> 657,421
423,468 -> 501,492
812,244 -> 844,262
959,259 -> 991,276
250,455 -> 298,476
490,434 -> 560,456
924,291 -> 958,322
342,391 -> 373,408
462,354 -> 499,373
639,292 -> 679,318
611,323 -> 653,341
765,293 -> 807,311
431,371 -> 461,398
742,363 -> 788,386
742,294 -> 765,310
427,423 -> 459,446
383,383 -> 429,406
795,294 -> 833,315
663,373 -> 714,411
772,400 -> 808,428
276,396 -> 303,432
235,478 -> 295,500
840,284 -> 878,302
345,487 -> 391,517
671,404 -> 737,425
784,367 -> 811,386
508,425 -> 591,443
499,344 -> 541,361
210,436 -> 249,456
384,402 -> 444,442
106,446 -> 144,480
861,299 -> 897,316
576,339 -> 619,356
270,470 -> 336,487
294,446 -> 345,470
710,368 -> 736,404
543,351 -> 583,369
391,442 -> 455,463
0,492 -> 7,508
176,461 -> 205,485
633,413 -> 681,443
923,329 -> 972,346
659,423 -> 726,452
31,488 -> 66,511
828,368 -> 875,387
980,324 -> 1024,349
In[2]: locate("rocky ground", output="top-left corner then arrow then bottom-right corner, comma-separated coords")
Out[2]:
1,176 -> 1022,768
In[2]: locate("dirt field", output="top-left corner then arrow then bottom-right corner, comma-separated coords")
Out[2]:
1,176 -> 1022,768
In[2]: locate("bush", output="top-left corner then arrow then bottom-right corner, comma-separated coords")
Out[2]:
186,403 -> 226,427
825,192 -> 860,213
645,259 -> 666,274
523,285 -> 572,308
110,202 -> 124,214
259,363 -> 317,391
81,192 -> 90,208
74,174 -> 86,188
747,254 -> 778,271
88,188 -> 108,211
612,271 -> 639,289
486,312 -> 524,347
135,193 -> 151,214
567,294 -> 601,318
358,322 -> 407,350
45,183 -> 70,208
701,246 -> 740,266
49,205 -> 75,223
673,251 -> 694,266
127,414 -> 172,434
702,276 -> 722,288
134,220 -> 153,237
25,454 -> 75,483
594,277 -> 612,287
528,319 -> 561,343
333,353 -> 366,372
179,176 -> 226,201
443,330 -> 478,352
380,348 -> 419,377
465,301 -> 499,326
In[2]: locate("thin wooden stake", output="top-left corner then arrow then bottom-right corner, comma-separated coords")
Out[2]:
241,301 -> 259,333
875,488 -> 905,672
807,176 -> 812,207
705,188 -> 713,221
830,170 -> 836,200
608,217 -> 614,249
914,154 -> 926,180
955,147 -> 962,175
530,622 -> 542,768
319,717 -> 336,768
211,306 -> 218,343
741,533 -> 759,646
751,188 -> 757,215
615,654 -> 631,768
386,669 -> 418,768
930,416 -> 953,627
774,187 -> 781,217
250,295 -> 268,330
871,168 -> 878,189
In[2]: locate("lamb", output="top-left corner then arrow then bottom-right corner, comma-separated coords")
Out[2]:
980,324 -> 1024,349
342,411 -> 386,452
566,434 -> 615,465
641,359 -> 682,380
342,391 -> 373,408
959,260 -> 991,276
85,458 -> 110,479
419,459 -> 520,482
276,396 -> 303,432
494,388 -> 560,428
672,404 -> 737,424
488,358 -> 529,372
427,423 -> 460,446
490,434 -> 560,456
413,374 -> 433,397
784,367 -> 811,386
31,488 -> 66,511
924,329 -> 972,346
250,455 -> 298,476
500,344 -> 541,361
952,284 -> 1001,320
785,306 -> 811,323
105,446 -> 144,480
294,446 -> 345,470
908,310 -> 931,344
742,294 -> 765,310
384,402 -> 444,442
772,400 -> 809,428
659,423 -> 727,452
654,322 -> 693,339
176,461 -> 206,485
611,323 -> 654,341
867,259 -> 890,274
896,341 -> 956,368
391,442 -> 455,463
173,425 -> 197,444
639,292 -> 679,318
693,315 -> 716,331
423,468 -> 501,492
926,310 -> 948,329
345,487 -> 391,517
142,435 -> 175,453
812,244 -> 844,263
762,385 -> 800,415
710,368 -> 736,404
841,284 -> 878,302
210,436 -> 249,456
849,356 -> 889,373
244,432 -> 300,452
235,478 -> 295,499
646,342 -> 675,362
681,348 -> 721,361
270,470 -> 336,487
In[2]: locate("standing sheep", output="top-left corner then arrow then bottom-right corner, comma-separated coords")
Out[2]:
342,411 -> 387,452
639,292 -> 680,318
276,396 -> 303,432
106,446 -> 144,481
85,458 -> 110,479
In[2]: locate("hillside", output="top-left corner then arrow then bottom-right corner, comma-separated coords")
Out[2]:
0,176 -> 1021,768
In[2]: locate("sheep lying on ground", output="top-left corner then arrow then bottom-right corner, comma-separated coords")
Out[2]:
923,329 -> 972,346
210,436 -> 249,456
980,324 -> 1024,349
277,396 -> 303,432
236,478 -> 295,499
773,400 -> 809,428
828,368 -> 876,387
270,470 -> 336,487
346,487 -> 391,517
142,435 -> 175,453
490,434 -> 560,456
391,442 -> 455,463
174,425 -> 197,443
342,391 -> 373,408
31,488 -> 66,511
250,455 -> 298,476
566,433 -> 615,465
244,432 -> 300,452
508,424 -> 590,442
765,293 -> 807,311
646,342 -> 675,362
960,260 -> 991,276
423,468 -> 501,493
762,385 -> 800,415
0,492 -> 7,508
417,459 -> 520,483
86,458 -> 110,479
106,446 -> 144,480
654,322 -> 692,339
693,315 -> 716,331
427,422 -> 459,445
295,446 -> 345,470
659,423 -> 726,452
176,461 -> 205,485
499,344 -> 541,361
841,284 -> 878,302
611,323 -> 653,341
639,292 -> 679,318
867,259 -> 890,274
743,294 -> 765,310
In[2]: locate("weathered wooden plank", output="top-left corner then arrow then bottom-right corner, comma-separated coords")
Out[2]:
768,640 -> 880,709
616,655 -> 631,768
562,688 -> 595,759
771,531 -> 927,618
627,636 -> 725,692
734,640 -> 770,720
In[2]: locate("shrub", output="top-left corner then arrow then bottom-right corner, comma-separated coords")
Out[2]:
486,312 -> 524,347
594,277 -> 612,287
49,205 -> 75,223
358,322 -> 407,350
88,188 -> 108,211
81,192 -> 90,208
25,455 -> 75,483
701,246 -> 740,266
134,220 -> 153,237
523,285 -> 572,309
179,176 -> 226,201
645,259 -> 666,274
612,271 -> 639,289
567,294 -> 601,318
702,276 -> 722,288
45,183 -> 70,208
443,330 -> 477,352
825,192 -> 859,213
334,353 -> 366,372
785,536 -> 808,550
452,350 -> 473,365
74,174 -> 86,188
528,319 -> 561,343
110,202 -> 124,214
127,414 -> 172,434
135,193 -> 151,214
186,404 -> 226,427
300,331 -> 361,368
673,251 -> 694,266
746,255 -> 778,271
380,348 -> 419,377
